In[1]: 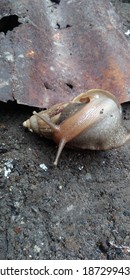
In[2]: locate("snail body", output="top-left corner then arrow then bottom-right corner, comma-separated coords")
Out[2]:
23,89 -> 130,165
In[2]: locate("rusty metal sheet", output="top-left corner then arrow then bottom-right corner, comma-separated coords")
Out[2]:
0,0 -> 130,107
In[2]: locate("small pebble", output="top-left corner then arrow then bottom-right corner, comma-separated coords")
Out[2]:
39,163 -> 48,171
34,245 -> 41,253
78,166 -> 84,171
85,173 -> 92,181
125,30 -> 130,36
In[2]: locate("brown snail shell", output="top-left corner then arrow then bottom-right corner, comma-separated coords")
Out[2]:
23,89 -> 130,165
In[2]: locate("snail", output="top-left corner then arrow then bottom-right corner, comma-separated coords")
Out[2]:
23,89 -> 130,166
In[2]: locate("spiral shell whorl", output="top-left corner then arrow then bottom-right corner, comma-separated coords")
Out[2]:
23,115 -> 39,133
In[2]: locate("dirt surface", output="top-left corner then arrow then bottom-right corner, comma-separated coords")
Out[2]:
0,0 -> 130,260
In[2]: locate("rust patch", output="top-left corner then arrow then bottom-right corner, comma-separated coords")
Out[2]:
0,0 -> 129,107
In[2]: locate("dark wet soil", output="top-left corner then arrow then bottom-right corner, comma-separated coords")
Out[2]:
0,0 -> 130,260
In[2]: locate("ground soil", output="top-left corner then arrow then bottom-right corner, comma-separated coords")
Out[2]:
0,0 -> 130,260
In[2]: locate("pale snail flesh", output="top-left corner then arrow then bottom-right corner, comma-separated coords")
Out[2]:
23,89 -> 130,166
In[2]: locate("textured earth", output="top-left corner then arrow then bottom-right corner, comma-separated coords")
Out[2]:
0,0 -> 130,260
